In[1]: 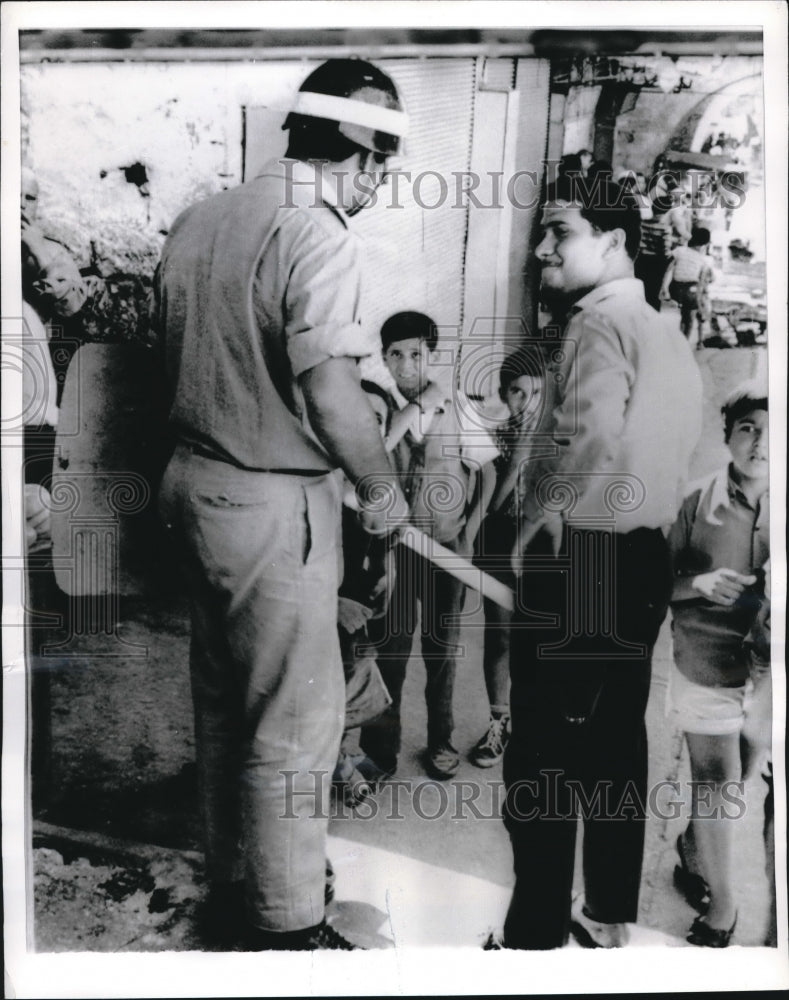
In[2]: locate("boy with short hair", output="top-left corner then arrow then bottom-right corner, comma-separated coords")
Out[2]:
660,226 -> 714,345
359,311 -> 498,780
667,380 -> 770,947
471,346 -> 545,767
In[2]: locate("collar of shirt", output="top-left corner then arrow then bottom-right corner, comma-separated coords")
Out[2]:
703,464 -> 766,522
725,464 -> 766,513
568,277 -> 646,317
256,157 -> 350,228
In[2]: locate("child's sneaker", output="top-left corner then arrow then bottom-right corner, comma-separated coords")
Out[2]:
470,715 -> 510,768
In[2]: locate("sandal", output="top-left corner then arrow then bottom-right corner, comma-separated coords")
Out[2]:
673,834 -> 711,914
687,912 -> 737,948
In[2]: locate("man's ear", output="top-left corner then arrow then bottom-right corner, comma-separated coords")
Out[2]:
604,227 -> 627,256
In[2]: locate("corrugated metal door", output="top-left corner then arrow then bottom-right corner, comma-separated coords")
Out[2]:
353,59 -> 476,336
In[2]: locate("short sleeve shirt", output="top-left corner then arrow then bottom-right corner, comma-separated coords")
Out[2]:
668,467 -> 770,687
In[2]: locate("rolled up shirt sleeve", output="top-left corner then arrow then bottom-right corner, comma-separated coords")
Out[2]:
283,222 -> 380,378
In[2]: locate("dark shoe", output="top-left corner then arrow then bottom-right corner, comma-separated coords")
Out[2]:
332,752 -> 375,808
199,880 -> 246,947
482,931 -> 505,950
204,865 -> 335,946
470,715 -> 510,768
674,834 -> 711,914
424,743 -> 460,780
687,912 -> 737,948
247,919 -> 361,951
307,920 -> 360,950
569,895 -> 629,948
354,753 -> 396,788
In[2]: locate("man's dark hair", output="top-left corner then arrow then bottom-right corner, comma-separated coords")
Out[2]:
499,345 -> 545,396
721,380 -> 768,442
380,311 -> 438,352
544,175 -> 642,260
284,58 -> 401,162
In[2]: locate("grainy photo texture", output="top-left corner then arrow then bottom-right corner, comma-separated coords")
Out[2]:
2,4 -> 787,997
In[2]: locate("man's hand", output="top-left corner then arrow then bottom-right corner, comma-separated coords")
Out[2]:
337,597 -> 372,634
357,477 -> 410,537
692,567 -> 757,606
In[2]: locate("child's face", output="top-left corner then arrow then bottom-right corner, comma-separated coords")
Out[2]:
33,254 -> 86,317
728,408 -> 768,483
383,337 -> 433,401
365,391 -> 389,439
503,375 -> 543,420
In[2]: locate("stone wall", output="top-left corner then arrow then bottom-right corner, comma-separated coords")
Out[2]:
21,60 -> 308,276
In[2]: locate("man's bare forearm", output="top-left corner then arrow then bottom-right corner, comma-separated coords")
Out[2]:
300,357 -> 396,496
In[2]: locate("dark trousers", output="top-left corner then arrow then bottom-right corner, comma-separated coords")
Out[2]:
503,525 -> 672,949
359,540 -> 465,771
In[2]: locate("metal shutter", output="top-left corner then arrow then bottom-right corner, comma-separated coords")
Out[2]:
353,59 -> 476,338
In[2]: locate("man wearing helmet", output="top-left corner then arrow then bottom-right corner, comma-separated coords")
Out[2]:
155,59 -> 409,950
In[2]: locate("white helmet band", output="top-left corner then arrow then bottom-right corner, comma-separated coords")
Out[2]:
291,91 -> 409,138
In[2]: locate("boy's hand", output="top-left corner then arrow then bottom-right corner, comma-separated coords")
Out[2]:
692,567 -> 757,606
418,380 -> 447,414
338,597 -> 372,634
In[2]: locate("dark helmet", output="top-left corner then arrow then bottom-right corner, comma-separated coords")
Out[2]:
283,58 -> 408,156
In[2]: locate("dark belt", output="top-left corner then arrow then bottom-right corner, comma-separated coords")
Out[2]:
182,440 -> 327,477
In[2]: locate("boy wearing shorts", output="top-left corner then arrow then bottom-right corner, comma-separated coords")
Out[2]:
667,379 -> 770,947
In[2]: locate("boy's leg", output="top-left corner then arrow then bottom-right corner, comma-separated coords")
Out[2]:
483,596 -> 512,710
419,543 -> 465,755
685,731 -> 740,931
359,545 -> 417,776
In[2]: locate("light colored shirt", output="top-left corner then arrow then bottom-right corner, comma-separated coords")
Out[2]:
393,392 -> 498,544
156,159 -> 380,471
668,466 -> 769,686
22,302 -> 58,427
670,245 -> 712,284
520,277 -> 702,534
